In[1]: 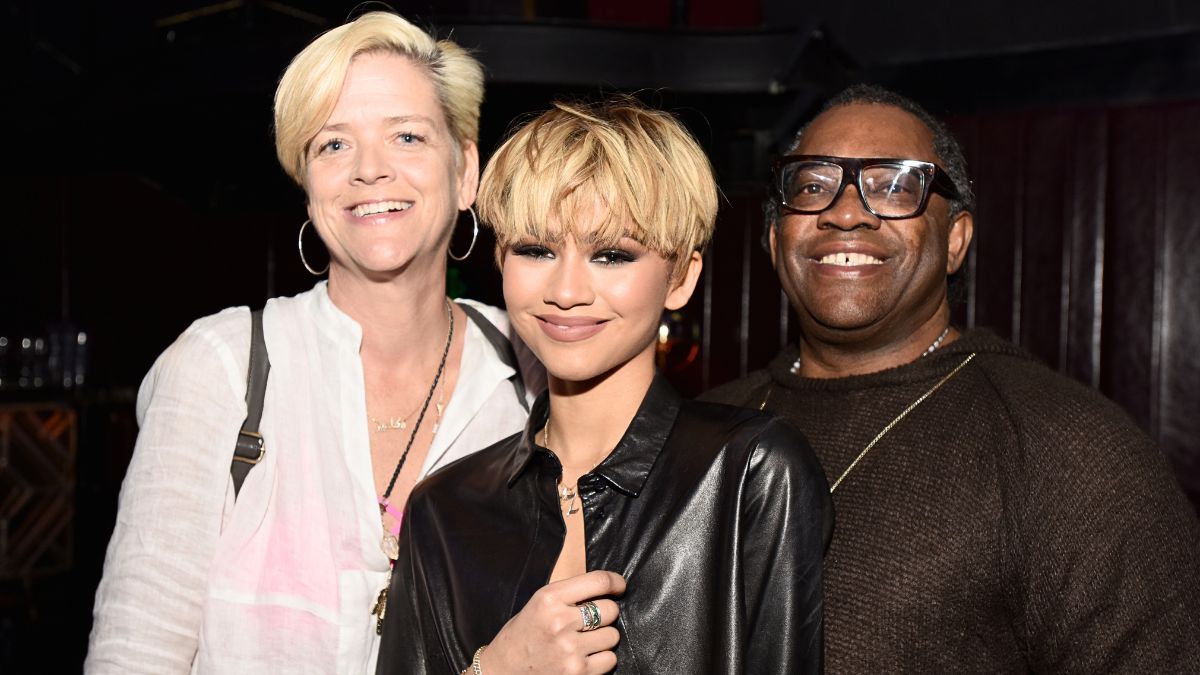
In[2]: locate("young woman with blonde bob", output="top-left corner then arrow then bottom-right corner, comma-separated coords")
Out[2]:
378,97 -> 830,674
86,13 -> 539,673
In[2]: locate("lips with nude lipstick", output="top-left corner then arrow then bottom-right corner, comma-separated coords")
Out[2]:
536,315 -> 609,342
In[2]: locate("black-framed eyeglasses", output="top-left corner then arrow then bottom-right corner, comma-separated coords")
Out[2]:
773,155 -> 963,219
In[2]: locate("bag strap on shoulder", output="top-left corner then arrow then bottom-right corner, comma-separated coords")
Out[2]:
232,308 -> 270,498
458,303 -> 530,412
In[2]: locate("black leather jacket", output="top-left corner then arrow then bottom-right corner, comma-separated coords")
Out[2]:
377,375 -> 831,674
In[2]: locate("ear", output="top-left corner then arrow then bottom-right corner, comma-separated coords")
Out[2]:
946,210 -> 974,274
665,251 -> 703,311
768,222 -> 779,269
456,141 -> 480,210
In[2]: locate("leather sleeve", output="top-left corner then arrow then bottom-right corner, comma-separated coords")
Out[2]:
739,418 -> 831,675
376,493 -> 458,675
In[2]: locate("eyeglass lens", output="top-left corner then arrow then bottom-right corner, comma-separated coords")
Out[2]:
780,161 -> 929,218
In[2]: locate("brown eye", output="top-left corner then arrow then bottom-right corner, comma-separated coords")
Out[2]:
511,244 -> 553,260
592,249 -> 636,266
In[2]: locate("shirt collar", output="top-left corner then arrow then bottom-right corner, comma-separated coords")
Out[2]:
504,373 -> 682,498
308,280 -> 364,349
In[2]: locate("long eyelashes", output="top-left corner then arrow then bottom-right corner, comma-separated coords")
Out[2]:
592,249 -> 637,266
508,243 -> 638,266
510,244 -> 552,259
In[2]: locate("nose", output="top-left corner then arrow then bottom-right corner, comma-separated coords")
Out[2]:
351,141 -> 393,185
543,254 -> 595,309
818,184 -> 881,231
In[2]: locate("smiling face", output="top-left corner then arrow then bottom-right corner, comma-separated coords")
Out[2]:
503,209 -> 701,386
770,103 -> 972,350
304,51 -> 479,281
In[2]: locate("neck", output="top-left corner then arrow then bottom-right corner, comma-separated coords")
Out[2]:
327,263 -> 451,367
797,302 -> 957,378
544,344 -> 657,470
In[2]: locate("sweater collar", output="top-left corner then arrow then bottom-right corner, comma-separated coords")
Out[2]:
504,372 -> 681,498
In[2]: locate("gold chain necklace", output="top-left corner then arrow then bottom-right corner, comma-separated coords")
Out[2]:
761,351 -> 977,494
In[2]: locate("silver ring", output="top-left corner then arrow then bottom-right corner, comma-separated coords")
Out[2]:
579,601 -> 601,632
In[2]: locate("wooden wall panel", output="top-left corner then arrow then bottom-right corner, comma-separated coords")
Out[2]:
702,197 -> 752,391
1102,108 -> 1162,434
1160,102 -> 1200,502
1019,112 -> 1075,369
1063,114 -> 1108,388
958,114 -> 1026,340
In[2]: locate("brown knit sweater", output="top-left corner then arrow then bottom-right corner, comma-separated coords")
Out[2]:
702,330 -> 1200,673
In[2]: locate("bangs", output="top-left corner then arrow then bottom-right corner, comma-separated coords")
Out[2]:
478,97 -> 718,276
496,181 -> 668,257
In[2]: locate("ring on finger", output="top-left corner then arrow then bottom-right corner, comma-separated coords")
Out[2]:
578,601 -> 602,632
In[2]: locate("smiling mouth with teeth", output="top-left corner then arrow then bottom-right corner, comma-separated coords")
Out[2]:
818,252 -> 885,266
351,200 -> 413,218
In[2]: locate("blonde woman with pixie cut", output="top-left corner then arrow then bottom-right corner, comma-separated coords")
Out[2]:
378,97 -> 830,674
87,12 -> 540,674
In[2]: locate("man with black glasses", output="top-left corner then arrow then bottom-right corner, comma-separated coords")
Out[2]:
704,84 -> 1200,671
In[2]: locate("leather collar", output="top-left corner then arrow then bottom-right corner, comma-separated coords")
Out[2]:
504,373 -> 682,498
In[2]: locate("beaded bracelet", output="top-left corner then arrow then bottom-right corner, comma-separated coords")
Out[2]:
471,645 -> 487,675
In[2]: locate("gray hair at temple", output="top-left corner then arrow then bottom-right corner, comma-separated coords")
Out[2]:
762,84 -> 976,251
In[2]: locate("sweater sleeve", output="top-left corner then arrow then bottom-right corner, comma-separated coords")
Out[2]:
1000,376 -> 1200,672
739,418 -> 831,675
84,311 -> 249,674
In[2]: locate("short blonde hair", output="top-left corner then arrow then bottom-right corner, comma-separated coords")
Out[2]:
478,97 -> 718,279
273,11 -> 484,185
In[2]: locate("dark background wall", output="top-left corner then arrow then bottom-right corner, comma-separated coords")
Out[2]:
1,1 -> 1198,672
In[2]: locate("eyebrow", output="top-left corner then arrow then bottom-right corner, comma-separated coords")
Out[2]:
317,115 -> 439,134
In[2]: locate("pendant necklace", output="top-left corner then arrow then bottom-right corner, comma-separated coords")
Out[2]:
543,416 -> 601,517
371,298 -> 453,634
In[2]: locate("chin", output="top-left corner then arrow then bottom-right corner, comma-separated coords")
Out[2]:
541,357 -> 615,385
353,251 -> 420,275
802,307 -> 885,335
801,293 -> 892,331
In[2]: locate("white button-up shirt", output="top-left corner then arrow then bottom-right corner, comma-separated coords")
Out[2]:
86,282 -> 541,674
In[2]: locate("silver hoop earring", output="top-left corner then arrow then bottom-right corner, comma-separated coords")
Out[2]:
298,219 -> 329,276
448,206 -> 479,262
